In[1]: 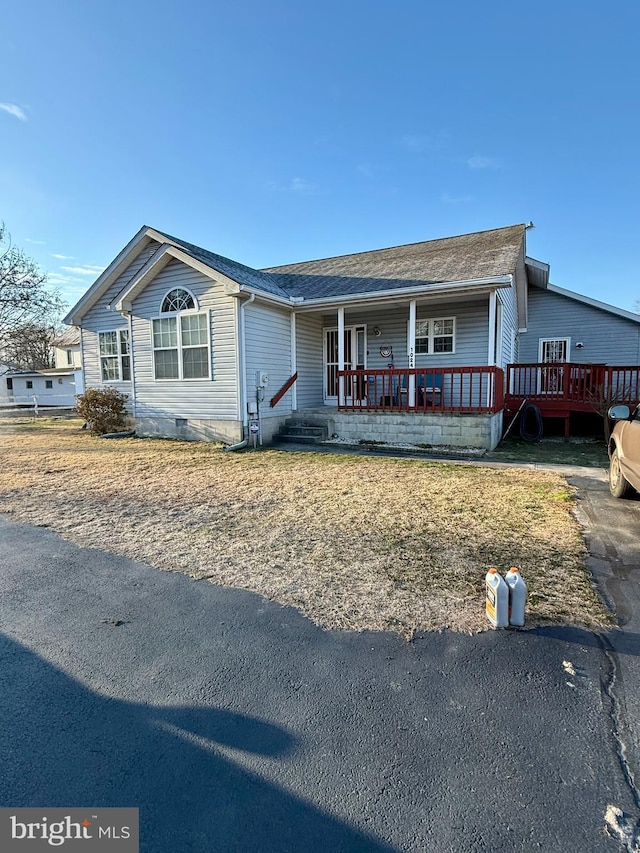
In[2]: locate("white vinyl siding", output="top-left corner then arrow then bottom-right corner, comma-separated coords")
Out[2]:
294,313 -> 324,409
130,258 -> 238,420
80,241 -> 159,392
244,302 -> 293,417
498,283 -> 519,368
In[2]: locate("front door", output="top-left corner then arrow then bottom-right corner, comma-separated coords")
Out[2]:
538,337 -> 570,395
324,326 -> 366,404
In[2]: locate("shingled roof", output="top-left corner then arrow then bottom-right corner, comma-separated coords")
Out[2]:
262,224 -> 527,299
53,326 -> 80,347
157,231 -> 290,300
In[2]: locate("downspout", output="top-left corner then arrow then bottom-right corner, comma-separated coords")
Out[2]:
78,327 -> 86,396
126,311 -> 136,420
225,292 -> 255,451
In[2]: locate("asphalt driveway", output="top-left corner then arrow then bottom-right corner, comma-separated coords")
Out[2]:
0,504 -> 637,853
569,468 -> 640,849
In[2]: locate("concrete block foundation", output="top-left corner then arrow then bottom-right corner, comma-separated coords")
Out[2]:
134,414 -> 291,446
313,410 -> 504,451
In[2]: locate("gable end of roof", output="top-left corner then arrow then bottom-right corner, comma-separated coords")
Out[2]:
546,284 -> 640,324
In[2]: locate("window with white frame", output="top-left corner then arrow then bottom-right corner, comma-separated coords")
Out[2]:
162,288 -> 195,313
415,318 -> 455,354
99,330 -> 131,381
152,289 -> 209,380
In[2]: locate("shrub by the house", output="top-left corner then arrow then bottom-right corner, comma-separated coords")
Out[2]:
75,387 -> 129,435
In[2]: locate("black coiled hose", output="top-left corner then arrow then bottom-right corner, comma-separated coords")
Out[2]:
519,402 -> 544,442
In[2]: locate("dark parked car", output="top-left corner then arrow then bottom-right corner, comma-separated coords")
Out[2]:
608,404 -> 640,498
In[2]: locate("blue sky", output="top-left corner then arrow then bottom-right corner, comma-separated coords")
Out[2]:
1,0 -> 638,315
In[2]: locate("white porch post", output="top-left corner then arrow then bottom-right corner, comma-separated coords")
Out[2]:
408,300 -> 416,406
290,312 -> 297,411
487,291 -> 497,408
337,306 -> 345,405
488,291 -> 497,365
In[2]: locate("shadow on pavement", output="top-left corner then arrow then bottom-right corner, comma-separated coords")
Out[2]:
534,624 -> 640,657
0,633 -> 395,853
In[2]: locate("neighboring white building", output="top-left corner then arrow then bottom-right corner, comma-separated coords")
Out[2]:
52,326 -> 82,370
0,327 -> 84,409
2,368 -> 83,408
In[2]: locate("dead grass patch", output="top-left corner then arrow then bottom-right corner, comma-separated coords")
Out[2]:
0,417 -> 611,636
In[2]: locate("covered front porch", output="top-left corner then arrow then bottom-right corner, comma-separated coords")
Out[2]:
284,290 -> 509,449
290,285 -> 509,412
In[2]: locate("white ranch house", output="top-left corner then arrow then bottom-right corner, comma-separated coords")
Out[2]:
64,224 -> 640,449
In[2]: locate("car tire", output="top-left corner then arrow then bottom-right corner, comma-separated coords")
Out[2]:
610,446 -> 634,499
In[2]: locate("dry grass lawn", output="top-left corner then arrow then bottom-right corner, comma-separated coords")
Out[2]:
0,417 -> 611,636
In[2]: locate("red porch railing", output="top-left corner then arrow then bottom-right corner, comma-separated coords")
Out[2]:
270,372 -> 298,408
337,366 -> 504,414
506,363 -> 640,408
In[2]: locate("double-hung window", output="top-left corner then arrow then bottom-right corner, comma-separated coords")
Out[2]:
415,318 -> 455,354
99,330 -> 131,381
152,289 -> 210,380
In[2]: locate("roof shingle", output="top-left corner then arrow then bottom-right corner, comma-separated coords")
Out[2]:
157,231 -> 291,300
262,225 -> 526,299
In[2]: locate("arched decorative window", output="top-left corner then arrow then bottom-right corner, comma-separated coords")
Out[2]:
161,288 -> 196,313
153,287 -> 210,380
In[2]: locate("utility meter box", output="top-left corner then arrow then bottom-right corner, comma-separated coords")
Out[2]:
256,371 -> 269,388
247,400 -> 258,416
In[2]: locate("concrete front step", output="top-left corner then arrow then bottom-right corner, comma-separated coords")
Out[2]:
275,433 -> 325,444
286,426 -> 327,437
274,419 -> 330,444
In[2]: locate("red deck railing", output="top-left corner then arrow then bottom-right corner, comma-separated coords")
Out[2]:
337,366 -> 504,414
506,363 -> 640,407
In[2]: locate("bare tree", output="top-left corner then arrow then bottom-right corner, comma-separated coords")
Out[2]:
0,223 -> 66,367
587,376 -> 638,443
2,323 -> 57,369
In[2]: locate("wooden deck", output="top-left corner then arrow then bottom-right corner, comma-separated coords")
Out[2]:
504,363 -> 640,437
332,363 -> 640,438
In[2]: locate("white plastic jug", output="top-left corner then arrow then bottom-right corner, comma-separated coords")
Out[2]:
486,567 -> 509,629
505,567 -> 527,627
